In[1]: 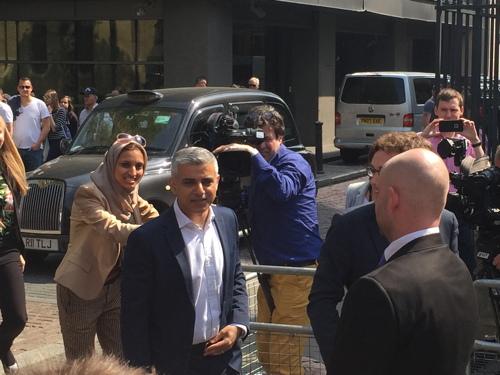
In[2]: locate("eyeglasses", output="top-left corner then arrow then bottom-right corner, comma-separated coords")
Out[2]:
18,85 -> 31,90
247,111 -> 275,122
366,166 -> 382,178
43,95 -> 51,100
116,133 -> 147,147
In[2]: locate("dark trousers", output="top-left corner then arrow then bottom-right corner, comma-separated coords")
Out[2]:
46,138 -> 63,162
17,148 -> 43,172
185,351 -> 238,375
458,219 -> 476,274
0,257 -> 27,367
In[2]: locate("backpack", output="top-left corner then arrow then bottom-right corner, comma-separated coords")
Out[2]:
7,95 -> 21,121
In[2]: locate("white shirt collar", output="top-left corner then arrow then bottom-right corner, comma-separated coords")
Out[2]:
383,227 -> 440,262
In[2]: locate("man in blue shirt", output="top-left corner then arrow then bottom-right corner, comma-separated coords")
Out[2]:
214,105 -> 323,375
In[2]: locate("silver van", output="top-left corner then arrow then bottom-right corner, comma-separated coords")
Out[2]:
334,72 -> 435,162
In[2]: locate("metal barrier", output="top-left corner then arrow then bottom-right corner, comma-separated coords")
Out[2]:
242,266 -> 500,375
242,266 -> 325,375
469,279 -> 500,375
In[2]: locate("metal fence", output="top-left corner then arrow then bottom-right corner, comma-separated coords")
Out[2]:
469,279 -> 500,374
435,0 -> 500,157
242,266 -> 326,375
243,266 -> 500,375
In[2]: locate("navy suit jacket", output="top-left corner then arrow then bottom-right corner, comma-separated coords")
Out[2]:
307,203 -> 459,370
121,205 -> 249,375
330,234 -> 478,375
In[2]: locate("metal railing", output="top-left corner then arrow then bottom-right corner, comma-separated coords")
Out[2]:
243,266 -> 500,375
242,266 -> 325,374
469,279 -> 500,374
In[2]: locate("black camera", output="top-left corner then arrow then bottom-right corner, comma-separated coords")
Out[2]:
190,112 -> 264,178
190,112 -> 264,211
437,137 -> 467,167
447,163 -> 500,279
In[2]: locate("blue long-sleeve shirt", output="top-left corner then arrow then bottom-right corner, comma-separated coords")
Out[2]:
247,144 -> 323,265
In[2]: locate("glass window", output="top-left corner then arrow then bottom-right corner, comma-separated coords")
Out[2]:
69,105 -> 185,156
341,77 -> 406,105
413,78 -> 433,105
0,20 -> 164,104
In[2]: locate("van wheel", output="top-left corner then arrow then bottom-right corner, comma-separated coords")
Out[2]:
340,149 -> 361,163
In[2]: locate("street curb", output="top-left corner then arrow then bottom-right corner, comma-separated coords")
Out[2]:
317,170 -> 366,189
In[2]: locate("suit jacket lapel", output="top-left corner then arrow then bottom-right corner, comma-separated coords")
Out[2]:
213,207 -> 229,297
163,208 -> 195,304
367,204 -> 388,258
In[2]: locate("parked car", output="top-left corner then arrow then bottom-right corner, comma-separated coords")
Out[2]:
18,87 -> 315,259
334,71 -> 436,162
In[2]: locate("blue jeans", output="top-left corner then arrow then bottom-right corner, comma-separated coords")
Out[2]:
17,148 -> 43,172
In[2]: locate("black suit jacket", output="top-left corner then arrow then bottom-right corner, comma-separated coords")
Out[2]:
307,203 -> 459,370
329,234 -> 478,375
121,206 -> 249,375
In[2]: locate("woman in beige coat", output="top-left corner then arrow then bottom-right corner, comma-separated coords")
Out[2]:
54,134 -> 158,360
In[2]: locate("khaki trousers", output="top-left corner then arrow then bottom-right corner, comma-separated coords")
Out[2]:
57,278 -> 123,360
256,265 -> 316,375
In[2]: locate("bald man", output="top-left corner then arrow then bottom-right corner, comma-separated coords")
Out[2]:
329,149 -> 479,375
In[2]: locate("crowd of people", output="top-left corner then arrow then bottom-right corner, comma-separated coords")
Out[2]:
0,79 -> 102,173
0,79 -> 490,375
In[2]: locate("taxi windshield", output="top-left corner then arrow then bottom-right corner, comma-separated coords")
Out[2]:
69,107 -> 185,155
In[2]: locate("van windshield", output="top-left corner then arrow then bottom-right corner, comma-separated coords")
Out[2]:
341,77 -> 406,104
68,107 -> 186,155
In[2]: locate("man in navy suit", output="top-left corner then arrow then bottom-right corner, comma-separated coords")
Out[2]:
308,132 -> 459,372
329,149 -> 478,374
121,147 -> 249,375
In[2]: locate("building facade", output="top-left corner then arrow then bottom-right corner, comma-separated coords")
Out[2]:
0,0 -> 436,149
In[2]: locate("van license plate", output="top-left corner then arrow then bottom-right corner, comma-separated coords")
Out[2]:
22,237 -> 58,251
359,118 -> 384,125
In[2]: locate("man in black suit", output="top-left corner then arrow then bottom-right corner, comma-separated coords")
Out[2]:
121,147 -> 249,375
308,132 -> 459,371
329,148 -> 478,375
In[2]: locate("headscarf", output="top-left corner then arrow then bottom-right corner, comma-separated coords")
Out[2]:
90,139 -> 148,223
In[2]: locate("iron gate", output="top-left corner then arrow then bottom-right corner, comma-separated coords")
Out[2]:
435,0 -> 500,157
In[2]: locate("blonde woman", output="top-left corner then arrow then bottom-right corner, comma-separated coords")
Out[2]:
0,117 -> 29,374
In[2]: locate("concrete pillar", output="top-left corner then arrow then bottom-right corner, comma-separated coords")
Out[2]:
289,13 -> 336,153
163,0 -> 233,88
394,21 -> 409,70
317,13 -> 337,155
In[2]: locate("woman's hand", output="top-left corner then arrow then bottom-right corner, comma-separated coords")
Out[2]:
19,255 -> 26,272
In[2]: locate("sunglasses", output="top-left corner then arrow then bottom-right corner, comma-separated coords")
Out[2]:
18,85 -> 31,90
248,84 -> 257,88
116,133 -> 147,147
43,94 -> 51,100
246,111 -> 275,122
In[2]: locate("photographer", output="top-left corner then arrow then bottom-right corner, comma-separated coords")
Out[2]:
420,88 -> 485,191
213,105 -> 323,375
420,88 -> 485,273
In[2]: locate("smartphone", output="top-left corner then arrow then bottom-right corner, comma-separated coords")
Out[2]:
439,119 -> 464,133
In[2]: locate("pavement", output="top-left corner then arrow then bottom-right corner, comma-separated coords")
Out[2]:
12,149 -> 367,370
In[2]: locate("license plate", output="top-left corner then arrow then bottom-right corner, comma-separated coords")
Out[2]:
22,237 -> 59,251
359,117 -> 384,125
